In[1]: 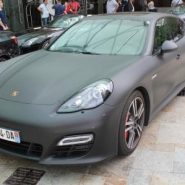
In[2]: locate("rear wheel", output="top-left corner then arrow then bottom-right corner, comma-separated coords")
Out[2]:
118,91 -> 145,156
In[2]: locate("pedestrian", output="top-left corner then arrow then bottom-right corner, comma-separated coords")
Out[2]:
37,0 -> 50,27
117,0 -> 122,12
148,0 -> 157,12
0,0 -> 8,31
124,0 -> 135,12
65,0 -> 73,14
171,0 -> 183,7
52,0 -> 65,17
71,0 -> 81,14
106,0 -> 119,14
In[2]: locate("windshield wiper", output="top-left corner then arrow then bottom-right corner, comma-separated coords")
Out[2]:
49,48 -> 99,55
78,51 -> 100,55
51,45 -> 100,55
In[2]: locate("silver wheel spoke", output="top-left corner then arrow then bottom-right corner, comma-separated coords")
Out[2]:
138,124 -> 142,132
125,126 -> 133,132
136,128 -> 141,138
137,103 -> 144,119
128,131 -> 135,149
132,99 -> 138,117
126,121 -> 134,126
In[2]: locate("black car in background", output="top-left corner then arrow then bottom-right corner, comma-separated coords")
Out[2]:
0,31 -> 19,62
18,15 -> 84,54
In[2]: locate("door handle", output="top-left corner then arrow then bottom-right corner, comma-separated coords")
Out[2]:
176,54 -> 181,60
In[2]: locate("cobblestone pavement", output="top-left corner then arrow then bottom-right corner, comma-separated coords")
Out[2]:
1,97 -> 185,185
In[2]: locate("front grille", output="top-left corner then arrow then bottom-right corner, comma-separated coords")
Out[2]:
52,142 -> 93,158
0,139 -> 43,158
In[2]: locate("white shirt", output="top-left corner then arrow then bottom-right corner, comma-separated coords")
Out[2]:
130,1 -> 135,12
106,0 -> 119,14
171,0 -> 183,7
39,3 -> 49,18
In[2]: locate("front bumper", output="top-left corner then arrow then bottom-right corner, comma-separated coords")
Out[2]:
0,99 -> 122,165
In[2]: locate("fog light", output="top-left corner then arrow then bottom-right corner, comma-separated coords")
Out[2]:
57,134 -> 94,146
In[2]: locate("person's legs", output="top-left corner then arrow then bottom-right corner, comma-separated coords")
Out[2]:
42,18 -> 48,27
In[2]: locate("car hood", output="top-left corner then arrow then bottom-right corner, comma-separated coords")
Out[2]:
0,50 -> 141,105
18,28 -> 63,46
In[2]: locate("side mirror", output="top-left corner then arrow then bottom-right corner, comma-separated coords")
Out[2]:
161,40 -> 178,53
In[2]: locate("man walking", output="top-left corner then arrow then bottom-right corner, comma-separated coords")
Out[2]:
52,0 -> 65,17
0,0 -> 8,31
106,0 -> 119,14
124,0 -> 135,12
38,0 -> 50,27
171,0 -> 183,7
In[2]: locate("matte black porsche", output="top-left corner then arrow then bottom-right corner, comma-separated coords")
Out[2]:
0,13 -> 185,165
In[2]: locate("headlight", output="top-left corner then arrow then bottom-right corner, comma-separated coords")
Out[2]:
57,80 -> 113,113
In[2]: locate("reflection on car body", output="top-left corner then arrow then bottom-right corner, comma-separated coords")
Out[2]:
18,15 -> 84,54
0,13 -> 185,165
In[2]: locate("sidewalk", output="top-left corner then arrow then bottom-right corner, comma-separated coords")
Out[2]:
1,97 -> 185,185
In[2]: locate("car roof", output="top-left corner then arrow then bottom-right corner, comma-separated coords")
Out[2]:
84,12 -> 177,23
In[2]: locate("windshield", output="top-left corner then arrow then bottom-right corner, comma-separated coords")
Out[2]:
48,16 -> 82,29
170,6 -> 185,15
49,19 -> 148,55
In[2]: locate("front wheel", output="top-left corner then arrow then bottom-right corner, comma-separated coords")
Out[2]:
118,91 -> 146,156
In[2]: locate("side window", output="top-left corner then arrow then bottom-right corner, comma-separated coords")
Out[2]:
154,18 -> 169,53
153,17 -> 184,53
167,17 -> 184,41
173,18 -> 184,41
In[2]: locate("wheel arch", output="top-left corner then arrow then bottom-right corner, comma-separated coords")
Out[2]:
134,86 -> 150,126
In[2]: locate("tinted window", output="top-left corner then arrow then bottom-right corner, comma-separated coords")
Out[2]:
154,17 -> 184,53
49,19 -> 148,55
48,16 -> 83,29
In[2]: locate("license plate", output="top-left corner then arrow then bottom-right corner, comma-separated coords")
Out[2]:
0,128 -> 20,143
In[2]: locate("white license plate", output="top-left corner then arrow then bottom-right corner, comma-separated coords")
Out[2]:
0,128 -> 20,143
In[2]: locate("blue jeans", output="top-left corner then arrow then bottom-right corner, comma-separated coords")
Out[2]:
42,17 -> 49,27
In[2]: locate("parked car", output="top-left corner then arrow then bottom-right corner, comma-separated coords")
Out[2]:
168,5 -> 185,21
158,5 -> 185,21
18,15 -> 84,54
0,13 -> 185,165
0,31 -> 19,62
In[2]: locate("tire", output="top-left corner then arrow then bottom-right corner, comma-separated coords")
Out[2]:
118,90 -> 146,156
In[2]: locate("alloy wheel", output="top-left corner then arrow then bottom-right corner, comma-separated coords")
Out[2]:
124,97 -> 145,149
